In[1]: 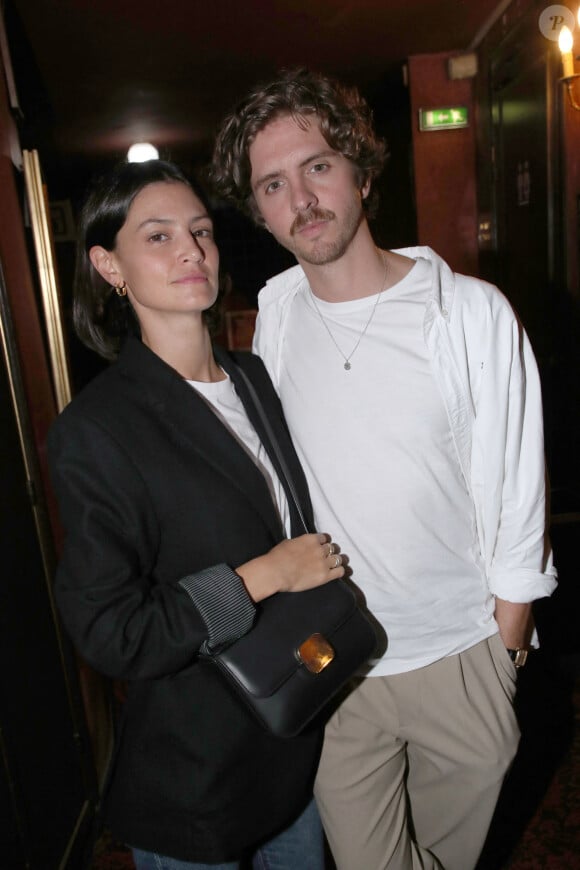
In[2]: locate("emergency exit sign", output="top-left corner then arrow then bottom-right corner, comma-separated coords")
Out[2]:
419,107 -> 469,131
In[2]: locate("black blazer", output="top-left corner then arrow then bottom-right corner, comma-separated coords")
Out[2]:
48,337 -> 321,863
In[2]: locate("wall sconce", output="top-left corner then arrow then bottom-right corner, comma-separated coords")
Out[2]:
559,8 -> 580,110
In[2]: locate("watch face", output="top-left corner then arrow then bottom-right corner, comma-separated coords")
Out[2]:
512,649 -> 528,668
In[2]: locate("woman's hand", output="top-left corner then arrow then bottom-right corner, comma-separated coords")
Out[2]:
236,534 -> 345,602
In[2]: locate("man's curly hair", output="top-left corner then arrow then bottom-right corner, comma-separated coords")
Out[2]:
210,68 -> 388,225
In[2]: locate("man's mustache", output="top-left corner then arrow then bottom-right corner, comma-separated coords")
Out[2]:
291,207 -> 335,235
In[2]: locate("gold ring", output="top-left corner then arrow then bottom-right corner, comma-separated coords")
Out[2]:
333,554 -> 342,568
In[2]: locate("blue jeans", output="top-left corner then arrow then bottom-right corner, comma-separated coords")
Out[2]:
131,797 -> 324,870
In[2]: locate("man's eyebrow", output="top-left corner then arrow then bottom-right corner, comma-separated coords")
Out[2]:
252,170 -> 281,190
298,149 -> 336,168
253,150 -> 338,190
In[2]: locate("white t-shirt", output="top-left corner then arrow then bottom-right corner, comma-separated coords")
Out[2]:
278,258 -> 496,675
188,372 -> 291,538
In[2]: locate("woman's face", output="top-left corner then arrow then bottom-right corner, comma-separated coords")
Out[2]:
99,181 -> 219,325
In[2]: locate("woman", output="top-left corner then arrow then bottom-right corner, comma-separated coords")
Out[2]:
48,160 -> 345,869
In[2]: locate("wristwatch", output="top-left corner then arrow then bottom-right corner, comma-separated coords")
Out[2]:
507,648 -> 528,669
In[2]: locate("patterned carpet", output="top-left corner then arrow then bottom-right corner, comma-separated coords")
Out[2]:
91,662 -> 580,870
507,700 -> 580,870
478,656 -> 580,870
91,836 -> 133,870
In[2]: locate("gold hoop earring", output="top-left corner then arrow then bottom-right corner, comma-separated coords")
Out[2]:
114,281 -> 127,297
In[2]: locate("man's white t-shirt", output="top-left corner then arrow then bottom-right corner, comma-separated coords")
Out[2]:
277,258 -> 497,675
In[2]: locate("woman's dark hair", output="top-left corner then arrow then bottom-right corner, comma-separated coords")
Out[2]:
210,67 -> 388,225
74,159 -> 221,360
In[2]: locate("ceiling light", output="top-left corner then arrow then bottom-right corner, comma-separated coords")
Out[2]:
127,142 -> 159,163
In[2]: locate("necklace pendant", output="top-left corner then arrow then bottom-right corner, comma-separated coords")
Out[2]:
309,251 -> 387,373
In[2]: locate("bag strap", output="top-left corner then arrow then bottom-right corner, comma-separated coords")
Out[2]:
235,365 -> 311,535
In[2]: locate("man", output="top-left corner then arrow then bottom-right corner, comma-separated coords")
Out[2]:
211,69 -> 557,870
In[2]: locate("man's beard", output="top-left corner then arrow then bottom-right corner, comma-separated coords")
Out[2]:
288,203 -> 365,266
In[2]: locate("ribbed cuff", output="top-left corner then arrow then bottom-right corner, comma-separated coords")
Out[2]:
179,564 -> 256,653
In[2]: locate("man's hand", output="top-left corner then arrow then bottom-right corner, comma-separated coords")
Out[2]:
494,598 -> 534,649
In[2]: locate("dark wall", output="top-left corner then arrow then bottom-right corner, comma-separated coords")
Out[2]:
408,51 -> 478,275
0,303 -> 98,868
474,0 -> 580,494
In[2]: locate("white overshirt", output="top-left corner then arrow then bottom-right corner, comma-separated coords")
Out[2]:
253,247 -> 557,675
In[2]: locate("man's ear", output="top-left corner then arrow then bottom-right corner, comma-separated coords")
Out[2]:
89,246 -> 121,286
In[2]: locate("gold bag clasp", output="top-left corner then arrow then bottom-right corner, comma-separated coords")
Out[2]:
297,633 -> 335,674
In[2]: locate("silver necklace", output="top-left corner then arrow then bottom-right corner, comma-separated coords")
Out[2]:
308,253 -> 387,371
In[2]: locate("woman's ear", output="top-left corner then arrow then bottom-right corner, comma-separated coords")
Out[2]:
89,246 -> 121,287
361,177 -> 371,201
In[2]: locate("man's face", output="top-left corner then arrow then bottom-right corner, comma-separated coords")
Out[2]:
249,113 -> 369,266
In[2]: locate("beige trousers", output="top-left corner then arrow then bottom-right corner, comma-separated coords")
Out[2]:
314,635 -> 520,870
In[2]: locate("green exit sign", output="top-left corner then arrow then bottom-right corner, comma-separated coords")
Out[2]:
419,107 -> 469,131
